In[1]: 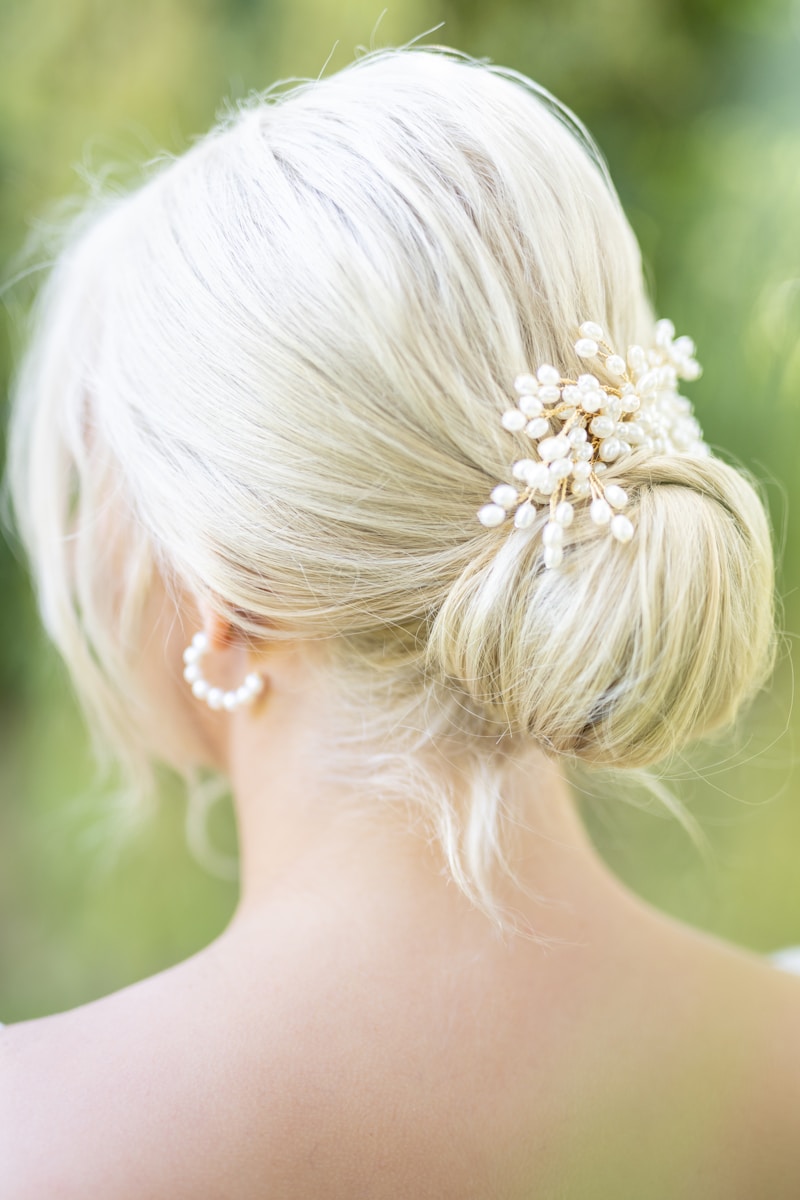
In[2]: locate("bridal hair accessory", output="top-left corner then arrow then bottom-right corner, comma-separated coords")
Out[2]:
477,319 -> 707,568
182,631 -> 265,711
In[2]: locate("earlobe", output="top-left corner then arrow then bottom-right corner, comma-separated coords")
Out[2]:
197,598 -> 235,655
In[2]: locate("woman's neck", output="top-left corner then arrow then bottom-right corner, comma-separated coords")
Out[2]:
220,649 -> 627,940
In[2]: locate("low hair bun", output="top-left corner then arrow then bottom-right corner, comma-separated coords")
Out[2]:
427,454 -> 775,769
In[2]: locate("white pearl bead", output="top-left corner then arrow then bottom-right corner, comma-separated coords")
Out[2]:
236,685 -> 252,706
512,458 -> 537,481
544,544 -> 564,569
636,369 -> 658,394
523,462 -> 550,490
192,679 -> 210,700
537,434 -> 570,461
590,498 -> 612,526
579,321 -> 604,341
655,318 -> 675,345
562,385 -> 583,404
594,463 -> 608,475
478,503 -> 506,527
604,484 -> 629,509
519,395 -> 544,417
572,460 -> 591,480
605,354 -> 626,376
207,688 -> 225,710
501,409 -> 527,432
542,521 -> 564,546
245,673 -> 264,694
589,415 -> 615,438
537,364 -> 560,386
537,385 -> 561,404
191,631 -> 208,653
183,645 -> 200,665
571,479 -> 591,498
555,501 -> 574,527
183,663 -> 202,684
574,444 -> 594,462
567,426 -> 588,446
526,417 -> 550,439
580,390 -> 605,414
627,345 -> 647,374
514,501 -> 537,529
599,437 -> 622,462
575,338 -> 598,358
514,373 -> 539,394
491,484 -> 518,509
621,393 -> 641,413
549,458 -> 573,481
577,373 -> 599,391
624,422 -> 645,444
223,691 -> 239,712
610,514 -> 635,543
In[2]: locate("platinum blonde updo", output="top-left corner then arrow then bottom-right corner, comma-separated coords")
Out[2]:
8,47 -> 775,918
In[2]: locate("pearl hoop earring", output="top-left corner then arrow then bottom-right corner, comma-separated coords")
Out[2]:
182,631 -> 265,712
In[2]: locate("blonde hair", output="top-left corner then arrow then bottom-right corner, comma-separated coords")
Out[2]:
7,47 -> 776,921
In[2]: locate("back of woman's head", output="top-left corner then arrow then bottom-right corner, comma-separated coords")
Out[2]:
7,47 -> 775,918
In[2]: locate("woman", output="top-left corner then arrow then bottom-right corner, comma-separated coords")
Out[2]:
2,46 -> 798,1198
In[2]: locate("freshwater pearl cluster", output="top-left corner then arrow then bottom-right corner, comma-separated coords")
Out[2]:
182,631 -> 265,712
477,319 -> 707,568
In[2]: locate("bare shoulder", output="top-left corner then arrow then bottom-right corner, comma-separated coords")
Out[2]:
0,908 -> 484,1200
625,912 -> 800,1191
3,899 -> 800,1200
0,934 -> 293,1199
717,941 -> 800,1191
732,943 -> 800,1113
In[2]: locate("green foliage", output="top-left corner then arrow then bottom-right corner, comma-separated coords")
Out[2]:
1,0 -> 799,1018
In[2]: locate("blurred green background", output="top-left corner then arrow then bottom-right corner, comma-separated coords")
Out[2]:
1,0 -> 799,1021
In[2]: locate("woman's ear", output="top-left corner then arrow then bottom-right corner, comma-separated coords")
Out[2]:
197,597 -> 236,655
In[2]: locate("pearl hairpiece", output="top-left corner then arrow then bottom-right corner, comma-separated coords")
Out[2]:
477,319 -> 707,567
